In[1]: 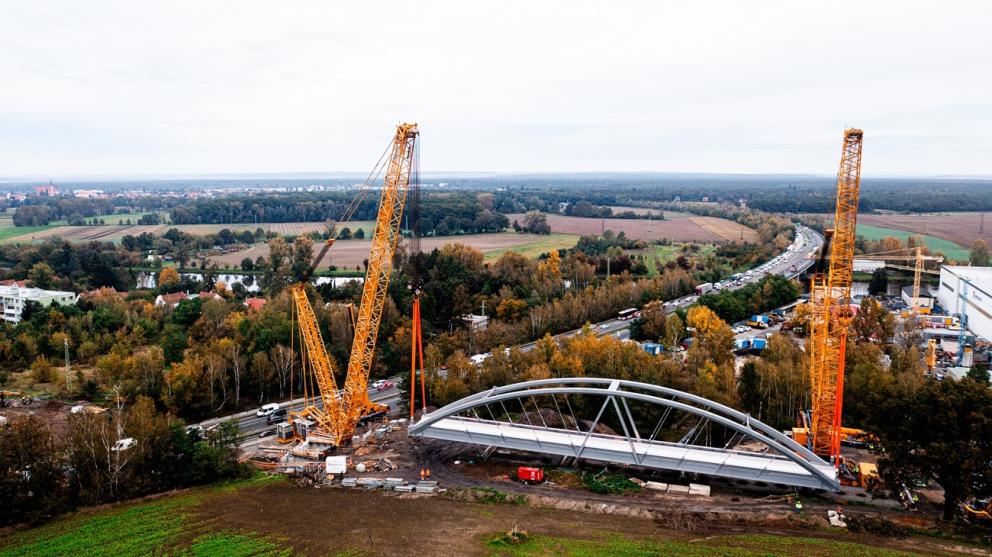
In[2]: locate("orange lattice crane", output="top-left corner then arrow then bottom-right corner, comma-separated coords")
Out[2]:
807,128 -> 863,460
281,123 -> 419,447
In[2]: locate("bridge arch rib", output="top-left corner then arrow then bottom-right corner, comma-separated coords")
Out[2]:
409,378 -> 839,491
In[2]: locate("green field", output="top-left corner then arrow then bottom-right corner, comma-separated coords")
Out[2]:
0,224 -> 52,241
856,224 -> 969,262
636,244 -> 716,275
77,211 -> 169,225
0,477 -> 294,557
0,475 -> 931,557
483,233 -> 580,260
0,212 -> 53,241
487,533 -> 923,557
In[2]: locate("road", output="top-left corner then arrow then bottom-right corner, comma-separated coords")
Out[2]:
509,225 -> 823,353
198,382 -> 403,442
214,225 -> 822,439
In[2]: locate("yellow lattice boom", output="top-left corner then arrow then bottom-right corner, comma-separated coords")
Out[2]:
808,128 -> 863,459
341,123 -> 419,436
291,282 -> 345,439
287,123 -> 419,446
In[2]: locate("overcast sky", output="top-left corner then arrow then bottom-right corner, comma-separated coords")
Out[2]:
1,2 -> 989,177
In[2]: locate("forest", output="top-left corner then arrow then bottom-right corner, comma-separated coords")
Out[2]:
488,175 -> 992,213
167,191 -> 508,237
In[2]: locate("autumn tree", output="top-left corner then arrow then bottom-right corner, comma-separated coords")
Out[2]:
0,417 -> 66,525
630,301 -> 666,342
684,306 -> 736,406
971,239 -> 990,266
851,297 -> 895,344
158,267 -> 181,291
31,355 -> 56,384
28,261 -> 57,289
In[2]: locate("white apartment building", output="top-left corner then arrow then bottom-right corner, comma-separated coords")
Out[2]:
0,284 -> 78,324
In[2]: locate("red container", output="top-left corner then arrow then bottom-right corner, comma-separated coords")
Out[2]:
517,466 -> 544,483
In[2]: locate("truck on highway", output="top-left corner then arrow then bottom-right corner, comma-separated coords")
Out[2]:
695,282 -> 714,295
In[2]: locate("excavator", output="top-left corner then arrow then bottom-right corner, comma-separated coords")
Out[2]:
277,123 -> 419,450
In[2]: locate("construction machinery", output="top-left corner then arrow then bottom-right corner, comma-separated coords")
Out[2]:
855,250 -> 943,312
926,338 -> 938,371
806,128 -> 864,461
279,123 -> 420,448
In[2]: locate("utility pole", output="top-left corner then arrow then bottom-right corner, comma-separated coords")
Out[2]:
64,337 -> 71,392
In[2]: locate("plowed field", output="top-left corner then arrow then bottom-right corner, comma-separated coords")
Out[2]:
508,213 -> 758,243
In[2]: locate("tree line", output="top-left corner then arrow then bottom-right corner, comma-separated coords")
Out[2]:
0,397 -> 247,527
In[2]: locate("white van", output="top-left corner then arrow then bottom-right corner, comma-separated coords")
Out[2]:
256,403 -> 281,417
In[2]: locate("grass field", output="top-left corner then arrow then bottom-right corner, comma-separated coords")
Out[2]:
0,477 -> 294,557
608,206 -> 693,219
0,220 -> 378,245
77,211 -> 168,225
482,233 -> 580,260
0,213 -> 54,241
0,477 -> 932,557
858,213 -> 992,249
856,224 -> 969,262
486,533 -> 923,557
634,244 -> 716,275
211,232 -> 580,269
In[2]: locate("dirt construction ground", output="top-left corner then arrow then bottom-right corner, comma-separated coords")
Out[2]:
194,480 -> 982,556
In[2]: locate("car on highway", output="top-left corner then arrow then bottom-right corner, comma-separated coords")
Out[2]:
266,407 -> 288,424
599,322 -> 611,329
256,403 -> 281,418
372,379 -> 394,391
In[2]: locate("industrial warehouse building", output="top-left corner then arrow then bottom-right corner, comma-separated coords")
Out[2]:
936,266 -> 992,343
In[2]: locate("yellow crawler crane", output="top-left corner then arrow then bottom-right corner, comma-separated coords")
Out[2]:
808,128 -> 863,460
283,123 -> 419,446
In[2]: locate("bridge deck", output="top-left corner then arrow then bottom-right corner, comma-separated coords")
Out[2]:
414,417 -> 837,490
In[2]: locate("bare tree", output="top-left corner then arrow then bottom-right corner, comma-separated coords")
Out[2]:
270,345 -> 295,398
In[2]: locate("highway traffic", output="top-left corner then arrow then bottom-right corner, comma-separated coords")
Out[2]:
513,224 -> 823,351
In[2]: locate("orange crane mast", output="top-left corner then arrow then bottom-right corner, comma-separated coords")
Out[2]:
284,123 -> 419,446
808,128 -> 863,460
340,123 -> 419,435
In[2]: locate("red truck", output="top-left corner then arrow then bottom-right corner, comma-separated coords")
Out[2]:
517,466 -> 544,484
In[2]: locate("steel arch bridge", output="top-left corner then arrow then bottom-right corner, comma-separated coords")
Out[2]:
408,378 -> 839,491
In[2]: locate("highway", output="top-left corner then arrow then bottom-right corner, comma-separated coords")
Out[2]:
197,383 -> 403,441
509,224 -> 823,352
210,225 -> 822,440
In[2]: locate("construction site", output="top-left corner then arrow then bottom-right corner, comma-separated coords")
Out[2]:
189,124 -> 988,554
